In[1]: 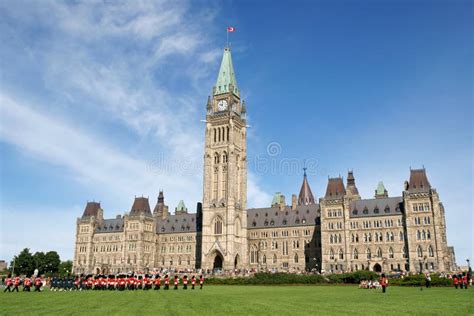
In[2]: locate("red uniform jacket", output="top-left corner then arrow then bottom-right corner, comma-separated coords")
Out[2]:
14,277 -> 21,286
200,277 -> 204,285
174,278 -> 179,285
454,277 -> 458,285
34,278 -> 42,286
183,279 -> 188,285
192,279 -> 196,285
165,278 -> 169,285
155,278 -> 161,285
24,278 -> 32,286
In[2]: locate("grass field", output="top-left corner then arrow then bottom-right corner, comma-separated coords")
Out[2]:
0,285 -> 472,315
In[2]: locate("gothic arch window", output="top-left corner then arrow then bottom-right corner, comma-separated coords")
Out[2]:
339,249 -> 344,260
399,231 -> 404,241
272,254 -> 277,264
427,230 -> 431,239
355,234 -> 359,243
250,245 -> 258,264
214,152 -> 220,164
338,234 -> 342,243
428,245 -> 434,257
366,248 -> 372,259
330,235 -> 333,244
422,230 -> 426,240
226,126 -> 229,141
417,246 -> 423,258
377,248 -> 382,258
223,152 -> 228,163
213,128 -> 217,143
353,248 -> 359,259
294,253 -> 299,263
214,216 -> 223,235
417,230 -> 421,240
389,247 -> 394,259
263,255 -> 266,264
329,248 -> 335,260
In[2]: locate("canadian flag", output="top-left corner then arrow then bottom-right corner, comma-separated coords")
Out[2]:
227,26 -> 235,32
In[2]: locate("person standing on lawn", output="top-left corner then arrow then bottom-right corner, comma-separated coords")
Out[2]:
379,273 -> 388,293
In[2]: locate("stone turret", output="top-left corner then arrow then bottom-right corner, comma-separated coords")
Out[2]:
375,181 -> 388,198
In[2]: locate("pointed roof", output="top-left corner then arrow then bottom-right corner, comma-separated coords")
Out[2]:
407,168 -> 431,193
175,200 -> 188,214
214,47 -> 240,97
298,169 -> 315,205
346,170 -> 359,195
130,197 -> 151,216
82,201 -> 101,218
153,190 -> 166,215
375,181 -> 388,198
324,177 -> 346,200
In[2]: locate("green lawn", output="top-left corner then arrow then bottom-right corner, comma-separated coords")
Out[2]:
0,286 -> 472,315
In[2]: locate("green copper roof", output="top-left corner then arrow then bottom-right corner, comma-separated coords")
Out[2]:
376,181 -> 387,195
214,47 -> 239,97
176,200 -> 187,212
271,192 -> 283,206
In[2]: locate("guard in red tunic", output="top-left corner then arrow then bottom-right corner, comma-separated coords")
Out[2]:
199,275 -> 204,290
379,273 -> 388,293
183,275 -> 188,290
12,276 -> 21,292
173,275 -> 179,290
34,277 -> 43,292
23,277 -> 32,292
191,276 -> 196,290
453,275 -> 459,289
164,275 -> 170,290
3,275 -> 12,292
74,277 -> 81,291
462,274 -> 468,289
154,275 -> 161,290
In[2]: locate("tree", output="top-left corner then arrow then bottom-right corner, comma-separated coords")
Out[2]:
58,261 -> 73,277
44,251 -> 61,274
12,248 -> 35,276
33,252 -> 46,274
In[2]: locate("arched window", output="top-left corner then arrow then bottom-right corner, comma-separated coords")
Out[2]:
329,248 -> 335,260
213,128 -> 217,143
427,230 -> 431,239
250,245 -> 258,264
399,231 -> 404,241
339,249 -> 344,259
417,246 -> 423,258
366,248 -> 372,259
428,245 -> 434,257
222,152 -> 228,163
377,248 -> 382,258
226,126 -> 229,142
422,230 -> 426,240
263,255 -> 266,264
273,254 -> 277,264
353,248 -> 359,259
338,234 -> 342,243
417,230 -> 421,240
294,253 -> 299,263
330,235 -> 333,244
355,234 -> 359,243
214,217 -> 223,235
389,247 -> 394,259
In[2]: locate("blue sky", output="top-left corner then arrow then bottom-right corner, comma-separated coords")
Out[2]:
0,0 -> 472,265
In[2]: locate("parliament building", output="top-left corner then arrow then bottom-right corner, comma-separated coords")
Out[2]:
73,47 -> 456,275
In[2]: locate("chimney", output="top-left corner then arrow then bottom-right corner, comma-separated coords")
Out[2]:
291,194 -> 297,210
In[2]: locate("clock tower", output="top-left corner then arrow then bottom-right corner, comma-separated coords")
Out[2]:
201,47 -> 248,271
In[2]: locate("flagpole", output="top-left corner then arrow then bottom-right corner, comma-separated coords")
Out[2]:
226,30 -> 229,48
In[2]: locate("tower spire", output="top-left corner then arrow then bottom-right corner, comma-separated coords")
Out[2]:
298,169 -> 315,205
214,47 -> 239,97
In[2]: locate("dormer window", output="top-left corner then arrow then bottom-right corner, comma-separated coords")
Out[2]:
374,207 -> 379,214
264,220 -> 269,226
353,209 -> 358,215
363,207 -> 368,215
384,206 -> 390,213
252,221 -> 256,227
283,219 -> 287,225
270,220 -> 275,226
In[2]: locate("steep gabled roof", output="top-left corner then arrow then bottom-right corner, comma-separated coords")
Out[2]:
325,177 -> 346,200
130,197 -> 151,216
407,168 -> 431,193
82,202 -> 101,218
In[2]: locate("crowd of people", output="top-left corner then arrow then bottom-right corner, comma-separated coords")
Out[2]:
452,273 -> 470,289
2,274 -> 205,292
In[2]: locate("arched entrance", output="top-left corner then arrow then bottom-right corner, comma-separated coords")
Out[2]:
213,252 -> 223,271
373,263 -> 382,273
234,254 -> 239,270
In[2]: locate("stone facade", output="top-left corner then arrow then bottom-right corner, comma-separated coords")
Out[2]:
73,48 -> 456,275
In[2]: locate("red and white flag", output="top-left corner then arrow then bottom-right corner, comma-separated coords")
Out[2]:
227,26 -> 235,33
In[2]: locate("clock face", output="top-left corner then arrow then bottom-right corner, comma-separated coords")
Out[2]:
217,100 -> 228,111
